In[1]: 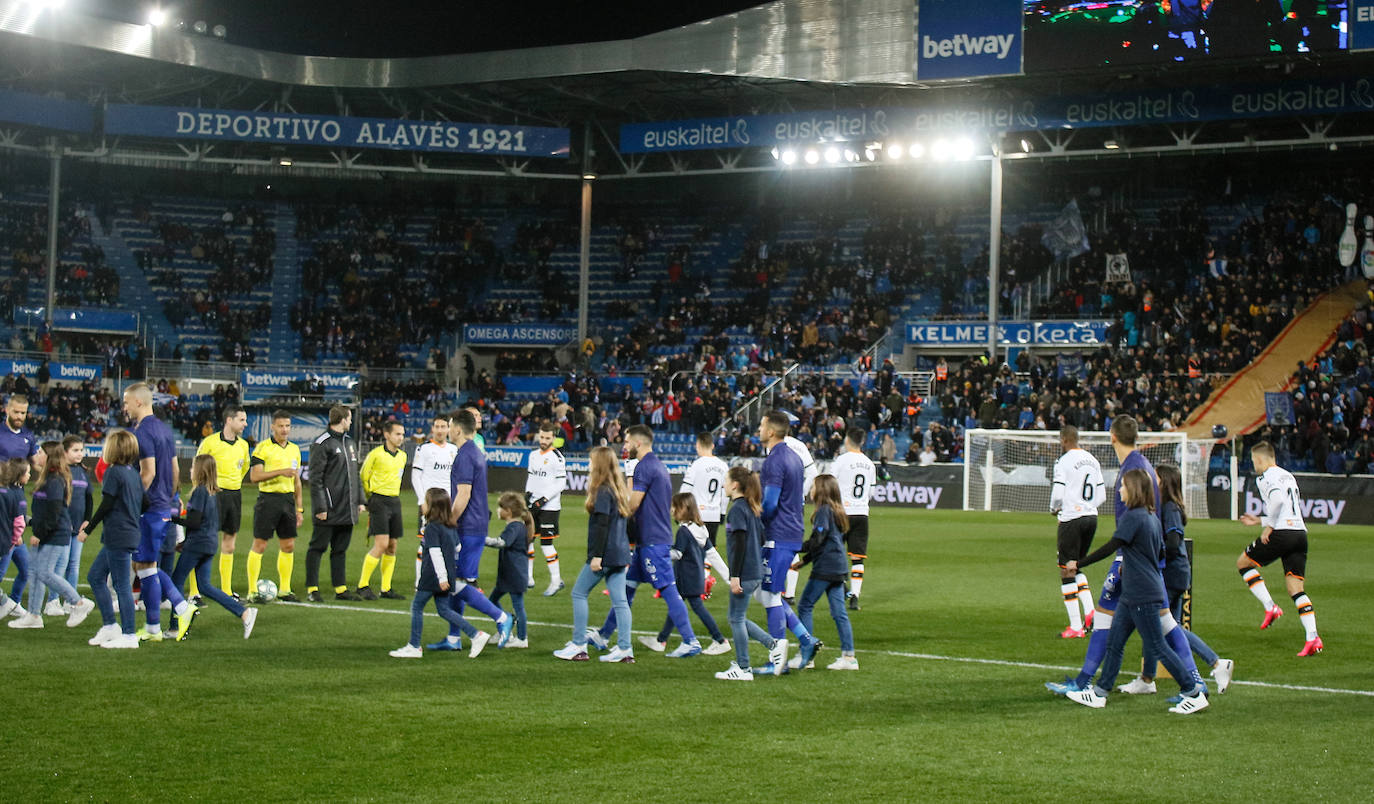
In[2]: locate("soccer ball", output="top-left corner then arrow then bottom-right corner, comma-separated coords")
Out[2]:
256,579 -> 279,602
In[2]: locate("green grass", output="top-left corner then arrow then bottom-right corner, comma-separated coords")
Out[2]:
4,489 -> 1372,802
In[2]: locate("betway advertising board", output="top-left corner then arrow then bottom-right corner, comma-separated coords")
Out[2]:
0,358 -> 102,382
915,0 -> 1023,81
240,369 -> 359,400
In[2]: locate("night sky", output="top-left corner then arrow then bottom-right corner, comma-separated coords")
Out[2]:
88,0 -> 766,57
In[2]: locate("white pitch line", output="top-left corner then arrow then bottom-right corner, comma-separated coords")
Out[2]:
278,600 -> 1374,698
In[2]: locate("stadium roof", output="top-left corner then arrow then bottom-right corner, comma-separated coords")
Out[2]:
2,0 -> 1373,180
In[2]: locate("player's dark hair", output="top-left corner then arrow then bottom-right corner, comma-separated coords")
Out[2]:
761,411 -> 790,439
1110,416 -> 1138,447
6,394 -> 28,407
1120,468 -> 1155,512
671,492 -> 702,526
38,442 -> 72,504
271,409 -> 292,422
328,405 -> 351,426
727,466 -> 761,516
1061,424 -> 1079,446
1157,464 -> 1186,526
810,474 -> 849,535
845,427 -> 866,448
223,404 -> 245,421
452,410 -> 477,436
538,421 -> 558,434
498,491 -> 535,543
424,488 -> 456,527
625,424 -> 654,443
696,432 -> 714,449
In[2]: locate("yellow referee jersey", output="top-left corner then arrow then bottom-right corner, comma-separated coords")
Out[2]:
360,445 -> 406,498
197,432 -> 250,491
251,438 -> 301,494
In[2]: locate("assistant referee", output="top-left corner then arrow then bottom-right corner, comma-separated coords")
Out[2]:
197,404 -> 250,598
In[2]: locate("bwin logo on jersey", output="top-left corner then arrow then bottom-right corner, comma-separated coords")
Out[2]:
921,33 -> 1016,60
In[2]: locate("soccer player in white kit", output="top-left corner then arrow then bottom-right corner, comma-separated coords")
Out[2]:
781,432 -> 818,601
831,428 -> 876,610
525,422 -> 566,596
1050,426 -> 1106,638
1237,441 -> 1322,656
679,432 -> 730,592
411,415 -> 458,583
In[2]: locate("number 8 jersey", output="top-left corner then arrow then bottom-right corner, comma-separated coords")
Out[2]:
832,449 -> 876,517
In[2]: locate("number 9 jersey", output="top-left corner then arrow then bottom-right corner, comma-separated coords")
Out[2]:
832,449 -> 876,517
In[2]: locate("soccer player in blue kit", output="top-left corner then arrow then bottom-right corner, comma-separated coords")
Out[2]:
431,409 -> 513,652
590,425 -> 701,660
123,383 -> 200,640
1047,415 -> 1205,697
754,411 -> 821,674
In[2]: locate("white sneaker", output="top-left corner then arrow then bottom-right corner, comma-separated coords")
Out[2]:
714,662 -> 754,681
44,599 -> 67,617
7,605 -> 28,620
88,624 -> 120,646
0,598 -> 14,618
827,655 -> 860,671
468,631 -> 492,658
1211,658 -> 1234,694
768,638 -> 789,670
599,646 -> 635,663
389,644 -> 422,658
8,612 -> 44,629
1168,690 -> 1210,715
242,607 -> 259,639
543,580 -> 565,597
66,598 -> 95,628
505,637 -> 529,648
1118,677 -> 1157,695
786,654 -> 815,670
702,639 -> 732,656
1067,688 -> 1106,709
553,641 -> 589,661
102,633 -> 141,649
585,628 -> 609,651
639,636 -> 667,653
160,599 -> 171,610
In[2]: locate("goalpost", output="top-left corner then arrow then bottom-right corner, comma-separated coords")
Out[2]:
962,429 -> 1214,518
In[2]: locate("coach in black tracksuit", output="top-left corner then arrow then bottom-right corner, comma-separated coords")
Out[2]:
306,405 -> 365,602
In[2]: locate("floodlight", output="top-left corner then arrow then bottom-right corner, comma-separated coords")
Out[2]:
885,142 -> 903,160
803,149 -> 820,165
780,149 -> 797,165
823,146 -> 840,164
147,8 -> 167,26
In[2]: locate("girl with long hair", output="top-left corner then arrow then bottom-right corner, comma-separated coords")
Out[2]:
554,446 -> 633,662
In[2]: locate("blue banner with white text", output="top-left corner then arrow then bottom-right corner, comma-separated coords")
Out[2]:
240,370 -> 359,401
1355,1 -> 1374,51
104,104 -> 570,158
0,358 -> 102,382
916,0 -> 1023,81
905,320 -> 1111,347
462,323 -> 577,346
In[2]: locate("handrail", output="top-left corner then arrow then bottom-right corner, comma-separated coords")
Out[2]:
712,361 -> 801,434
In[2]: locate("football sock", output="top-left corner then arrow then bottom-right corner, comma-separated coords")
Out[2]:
219,553 -> 234,595
1161,615 -> 1205,689
158,570 -> 186,609
359,554 -> 379,589
186,570 -> 200,600
703,546 -> 730,580
1074,612 -> 1112,687
541,543 -> 561,585
765,604 -> 787,640
784,568 -> 799,598
526,545 -> 536,585
380,554 -> 396,591
1293,592 -> 1317,640
1062,580 -> 1083,630
246,551 -> 262,593
277,552 -> 294,594
850,562 -> 864,598
1075,573 -> 1093,620
1240,567 -> 1275,608
455,584 -> 504,622
659,585 -> 696,643
138,569 -> 161,627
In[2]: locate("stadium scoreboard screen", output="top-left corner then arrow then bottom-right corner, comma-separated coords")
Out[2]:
1023,0 -> 1350,71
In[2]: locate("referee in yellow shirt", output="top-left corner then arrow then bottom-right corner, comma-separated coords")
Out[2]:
197,404 -> 250,597
358,421 -> 408,600
247,410 -> 304,603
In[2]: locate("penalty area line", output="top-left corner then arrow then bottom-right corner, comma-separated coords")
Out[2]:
279,601 -> 1374,698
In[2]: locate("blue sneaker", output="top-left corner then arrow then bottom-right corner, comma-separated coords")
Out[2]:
757,662 -> 789,676
426,639 -> 462,652
666,641 -> 702,658
1166,693 -> 1183,704
496,615 -> 514,648
1045,676 -> 1086,696
798,636 -> 822,668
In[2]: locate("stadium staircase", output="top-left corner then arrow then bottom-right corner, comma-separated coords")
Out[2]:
267,202 -> 301,363
1182,278 -> 1370,438
87,210 -> 179,350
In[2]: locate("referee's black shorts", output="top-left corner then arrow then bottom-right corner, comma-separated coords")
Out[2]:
218,488 -> 243,535
1057,516 -> 1097,566
367,494 -> 404,541
254,492 -> 298,542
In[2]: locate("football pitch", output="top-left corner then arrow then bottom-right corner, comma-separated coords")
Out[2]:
4,489 -> 1372,802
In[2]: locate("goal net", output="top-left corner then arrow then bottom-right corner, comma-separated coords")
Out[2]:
962,429 -> 1214,519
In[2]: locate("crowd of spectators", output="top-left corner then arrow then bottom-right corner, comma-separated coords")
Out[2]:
2,200 -> 121,311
